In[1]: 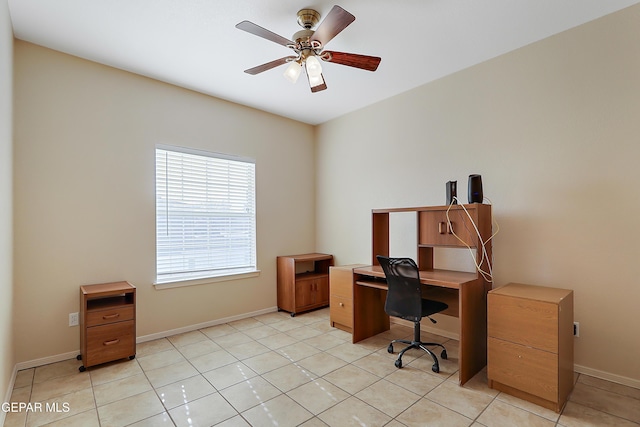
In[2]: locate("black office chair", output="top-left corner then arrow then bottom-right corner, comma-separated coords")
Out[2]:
377,255 -> 448,373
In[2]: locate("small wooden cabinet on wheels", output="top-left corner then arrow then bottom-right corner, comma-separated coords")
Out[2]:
277,253 -> 333,317
77,281 -> 136,372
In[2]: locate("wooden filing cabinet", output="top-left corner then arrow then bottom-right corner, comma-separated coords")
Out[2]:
329,265 -> 366,332
488,283 -> 573,412
78,281 -> 136,371
277,253 -> 333,317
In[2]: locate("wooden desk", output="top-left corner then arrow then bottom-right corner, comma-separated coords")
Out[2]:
352,265 -> 487,385
346,203 -> 493,386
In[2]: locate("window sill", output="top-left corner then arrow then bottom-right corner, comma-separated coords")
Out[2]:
154,270 -> 261,290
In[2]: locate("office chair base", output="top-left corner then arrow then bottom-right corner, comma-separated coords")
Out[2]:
388,339 -> 447,373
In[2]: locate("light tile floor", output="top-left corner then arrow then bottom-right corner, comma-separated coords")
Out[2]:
4,308 -> 640,427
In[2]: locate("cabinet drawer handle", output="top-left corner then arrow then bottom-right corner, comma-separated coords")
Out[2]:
103,313 -> 120,320
103,339 -> 120,346
438,222 -> 454,235
438,222 -> 446,234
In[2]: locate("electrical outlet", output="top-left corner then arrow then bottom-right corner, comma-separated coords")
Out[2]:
573,321 -> 579,337
69,312 -> 79,327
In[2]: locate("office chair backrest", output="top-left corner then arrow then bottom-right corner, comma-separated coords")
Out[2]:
377,255 -> 423,323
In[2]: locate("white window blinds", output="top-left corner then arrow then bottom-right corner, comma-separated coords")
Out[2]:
155,146 -> 256,283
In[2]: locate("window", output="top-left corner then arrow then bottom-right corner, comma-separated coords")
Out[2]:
155,146 -> 256,284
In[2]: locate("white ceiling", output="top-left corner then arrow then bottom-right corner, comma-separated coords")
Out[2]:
8,0 -> 640,125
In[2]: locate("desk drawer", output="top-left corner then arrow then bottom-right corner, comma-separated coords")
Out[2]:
330,295 -> 353,328
488,337 -> 558,402
488,293 -> 558,352
86,305 -> 134,327
330,266 -> 357,299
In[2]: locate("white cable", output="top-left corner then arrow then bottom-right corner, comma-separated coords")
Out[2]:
446,199 -> 490,281
445,196 -> 499,282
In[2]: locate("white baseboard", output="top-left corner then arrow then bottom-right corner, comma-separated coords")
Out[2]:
389,319 -> 640,390
13,306 -> 278,371
136,306 -> 277,343
14,350 -> 79,372
0,365 -> 17,426
574,364 -> 640,389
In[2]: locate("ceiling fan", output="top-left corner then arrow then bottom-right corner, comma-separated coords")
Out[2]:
236,5 -> 381,93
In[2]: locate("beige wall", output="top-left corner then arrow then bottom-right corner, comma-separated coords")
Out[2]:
13,41 -> 316,363
316,5 -> 640,385
1,0 -> 14,406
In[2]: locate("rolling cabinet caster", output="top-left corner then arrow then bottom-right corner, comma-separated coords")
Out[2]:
79,365 -> 86,372
76,354 -> 82,361
129,355 -> 136,360
290,312 -> 296,317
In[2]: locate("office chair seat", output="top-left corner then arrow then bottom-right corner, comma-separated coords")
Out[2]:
377,255 -> 448,373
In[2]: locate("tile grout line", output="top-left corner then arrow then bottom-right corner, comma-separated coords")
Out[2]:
12,309 -> 639,427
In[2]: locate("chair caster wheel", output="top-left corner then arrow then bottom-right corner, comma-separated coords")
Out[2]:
387,344 -> 394,354
79,366 -> 86,372
441,350 -> 447,360
395,359 -> 402,368
432,364 -> 439,373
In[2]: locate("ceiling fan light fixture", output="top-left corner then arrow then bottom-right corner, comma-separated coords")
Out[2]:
308,72 -> 325,88
283,61 -> 302,83
305,55 -> 323,78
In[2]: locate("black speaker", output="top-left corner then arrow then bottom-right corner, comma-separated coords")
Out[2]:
468,174 -> 483,203
446,181 -> 457,205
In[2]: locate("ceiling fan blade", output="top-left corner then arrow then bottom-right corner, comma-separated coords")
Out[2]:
244,57 -> 295,75
310,5 -> 355,47
322,51 -> 381,71
236,20 -> 293,47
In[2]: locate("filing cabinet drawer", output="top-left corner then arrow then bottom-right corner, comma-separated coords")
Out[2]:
330,295 -> 353,329
85,320 -> 135,367
488,293 -> 558,353
86,305 -> 134,327
488,337 -> 558,402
